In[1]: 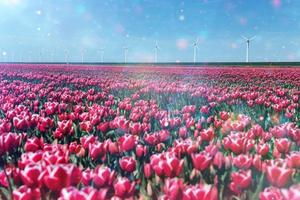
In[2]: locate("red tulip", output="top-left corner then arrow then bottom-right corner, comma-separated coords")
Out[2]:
93,166 -> 116,188
79,121 -> 93,133
191,152 -> 212,171
20,164 -> 43,188
13,117 -> 29,130
259,187 -> 284,200
220,111 -> 230,121
108,140 -> 119,155
270,124 -> 288,138
119,156 -> 136,173
0,170 -> 9,187
257,142 -> 270,156
275,138 -> 291,154
13,186 -> 41,200
233,154 -> 252,170
113,177 -> 135,198
118,134 -> 137,152
144,133 -> 159,146
158,129 -> 170,142
53,120 -> 74,139
37,117 -> 53,132
150,152 -> 184,177
179,126 -> 188,139
144,163 -> 152,179
229,170 -> 252,195
223,132 -> 254,154
80,135 -> 97,149
59,186 -> 103,200
97,122 -> 110,133
253,155 -> 264,171
281,184 -> 300,200
0,119 -> 12,133
129,122 -> 142,135
24,137 -> 43,152
163,178 -> 184,200
136,144 -> 145,157
200,127 -> 214,141
213,152 -> 224,169
200,106 -> 210,114
69,141 -> 82,154
81,168 -> 93,186
266,160 -> 294,187
41,164 -> 81,191
183,184 -> 218,200
0,132 -> 21,155
287,151 -> 300,168
89,142 -> 106,161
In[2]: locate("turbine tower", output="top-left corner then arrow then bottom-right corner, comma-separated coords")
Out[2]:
154,41 -> 160,63
99,48 -> 104,63
123,46 -> 128,63
242,36 -> 256,62
80,49 -> 86,63
193,38 -> 200,63
51,51 -> 55,63
64,49 -> 69,63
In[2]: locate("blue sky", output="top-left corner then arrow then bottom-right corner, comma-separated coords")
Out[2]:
0,0 -> 300,62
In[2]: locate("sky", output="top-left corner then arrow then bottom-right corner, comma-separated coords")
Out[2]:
0,0 -> 300,63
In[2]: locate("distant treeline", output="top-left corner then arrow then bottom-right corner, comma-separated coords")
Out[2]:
1,62 -> 300,67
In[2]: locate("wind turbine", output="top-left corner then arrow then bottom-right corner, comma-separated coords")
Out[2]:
242,36 -> 256,62
64,49 -> 69,63
154,41 -> 160,63
28,51 -> 32,62
80,49 -> 86,63
39,51 -> 42,63
51,51 -> 55,63
99,48 -> 105,63
19,51 -> 23,62
123,46 -> 128,63
193,38 -> 200,63
11,52 -> 15,63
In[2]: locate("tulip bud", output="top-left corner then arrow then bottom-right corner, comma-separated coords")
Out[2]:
144,164 -> 152,179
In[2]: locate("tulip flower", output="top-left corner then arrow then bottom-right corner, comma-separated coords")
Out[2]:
281,184 -> 300,200
287,151 -> 300,168
275,138 -> 291,154
266,160 -> 294,187
162,178 -> 185,200
97,122 -> 110,133
150,152 -> 184,177
119,156 -> 136,173
93,166 -> 116,188
20,164 -> 43,188
0,132 -> 21,155
229,170 -> 252,195
113,177 -> 135,198
41,164 -> 81,191
118,134 -> 137,152
232,154 -> 252,169
191,152 -> 212,171
24,137 -> 43,152
58,186 -> 104,200
183,184 -> 218,200
259,187 -> 284,200
89,142 -> 106,161
13,186 -> 41,200
257,142 -> 270,156
144,163 -> 152,179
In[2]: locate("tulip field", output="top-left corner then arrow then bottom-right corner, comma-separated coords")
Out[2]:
0,64 -> 300,200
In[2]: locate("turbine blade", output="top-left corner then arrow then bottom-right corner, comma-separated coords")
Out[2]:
249,36 -> 256,41
241,35 -> 248,40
